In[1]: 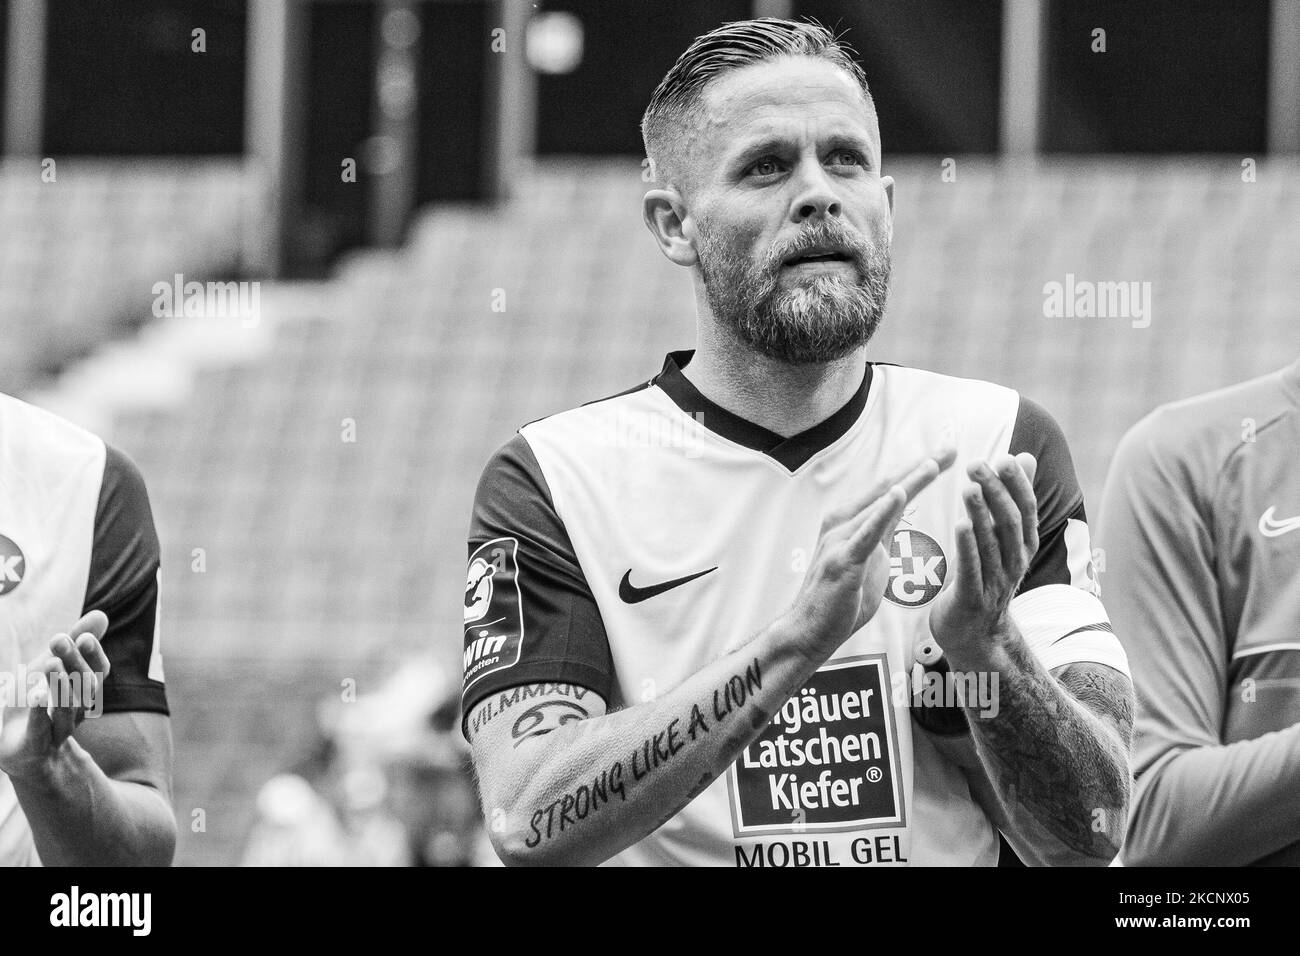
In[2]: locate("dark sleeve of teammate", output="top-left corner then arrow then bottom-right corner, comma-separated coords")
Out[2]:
83,445 -> 168,715
460,434 -> 614,737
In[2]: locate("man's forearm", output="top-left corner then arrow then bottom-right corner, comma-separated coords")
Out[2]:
481,615 -> 821,866
1126,726 -> 1300,866
12,738 -> 176,866
946,623 -> 1131,865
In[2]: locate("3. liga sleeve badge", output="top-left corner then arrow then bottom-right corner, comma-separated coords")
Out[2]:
462,537 -> 525,689
883,528 -> 946,607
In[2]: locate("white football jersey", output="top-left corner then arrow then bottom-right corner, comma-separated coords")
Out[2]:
0,393 -> 167,866
462,351 -> 1125,867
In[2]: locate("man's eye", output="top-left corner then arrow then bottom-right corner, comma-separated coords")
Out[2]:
748,158 -> 782,177
829,150 -> 864,167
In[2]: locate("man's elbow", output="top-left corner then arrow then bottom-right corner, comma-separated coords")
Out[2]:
132,787 -> 178,866
1030,828 -> 1125,867
1086,770 -> 1133,865
483,797 -> 603,867
478,780 -> 550,867
490,821 -> 579,867
492,831 -> 550,867
141,817 -> 177,867
1023,775 -> 1130,866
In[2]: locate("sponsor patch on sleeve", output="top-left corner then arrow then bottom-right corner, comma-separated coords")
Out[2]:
462,537 -> 525,689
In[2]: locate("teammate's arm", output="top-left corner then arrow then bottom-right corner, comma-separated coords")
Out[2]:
469,450 -> 952,866
2,611 -> 177,866
929,453 -> 1134,866
1099,418 -> 1300,866
1121,722 -> 1300,866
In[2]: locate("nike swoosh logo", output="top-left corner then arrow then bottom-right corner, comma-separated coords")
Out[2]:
619,567 -> 718,604
1260,507 -> 1300,538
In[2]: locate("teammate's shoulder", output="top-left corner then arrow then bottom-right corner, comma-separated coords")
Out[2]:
1115,366 -> 1295,469
0,391 -> 106,470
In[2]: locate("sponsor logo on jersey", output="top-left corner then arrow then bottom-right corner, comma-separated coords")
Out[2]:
728,654 -> 905,836
0,534 -> 25,596
884,528 -> 945,607
618,566 -> 717,604
462,537 -> 525,688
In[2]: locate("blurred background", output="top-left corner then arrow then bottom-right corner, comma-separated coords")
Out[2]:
1,0 -> 1296,865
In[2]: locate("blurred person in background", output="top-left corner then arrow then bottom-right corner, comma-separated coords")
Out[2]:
0,391 -> 174,865
242,658 -> 490,866
1099,357 -> 1300,865
459,18 -> 1132,867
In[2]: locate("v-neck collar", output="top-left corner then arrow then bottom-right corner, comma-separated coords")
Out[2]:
652,350 -> 873,472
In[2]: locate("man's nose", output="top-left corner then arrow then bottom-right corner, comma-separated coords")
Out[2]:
790,166 -> 842,222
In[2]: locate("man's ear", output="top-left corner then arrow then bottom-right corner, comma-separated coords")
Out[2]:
881,174 -> 895,241
642,189 -> 698,267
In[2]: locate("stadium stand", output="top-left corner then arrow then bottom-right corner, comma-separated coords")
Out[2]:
12,156 -> 1300,863
0,160 -> 250,396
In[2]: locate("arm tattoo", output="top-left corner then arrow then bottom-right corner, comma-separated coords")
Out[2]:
966,641 -> 1134,860
512,700 -> 590,746
525,659 -> 766,849
467,682 -> 591,741
1054,662 -> 1135,749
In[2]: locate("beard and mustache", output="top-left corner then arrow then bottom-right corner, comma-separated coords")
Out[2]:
694,217 -> 891,365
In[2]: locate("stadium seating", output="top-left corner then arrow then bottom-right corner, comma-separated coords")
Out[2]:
0,160 -> 249,395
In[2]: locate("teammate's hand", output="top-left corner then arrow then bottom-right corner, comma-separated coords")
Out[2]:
786,447 -> 956,661
0,610 -> 111,782
929,453 -> 1039,659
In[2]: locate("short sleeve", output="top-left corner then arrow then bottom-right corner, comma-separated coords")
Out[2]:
1006,396 -> 1128,676
460,433 -> 613,736
84,445 -> 168,715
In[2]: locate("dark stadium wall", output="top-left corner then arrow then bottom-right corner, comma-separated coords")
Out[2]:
294,0 -> 377,277
1043,0 -> 1269,153
295,0 -> 508,274
42,0 -> 246,155
793,0 -> 1003,154
530,0 -> 1002,156
534,0 -> 752,156
415,0 -> 490,203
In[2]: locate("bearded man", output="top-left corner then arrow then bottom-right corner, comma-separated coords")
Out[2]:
458,18 -> 1132,867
